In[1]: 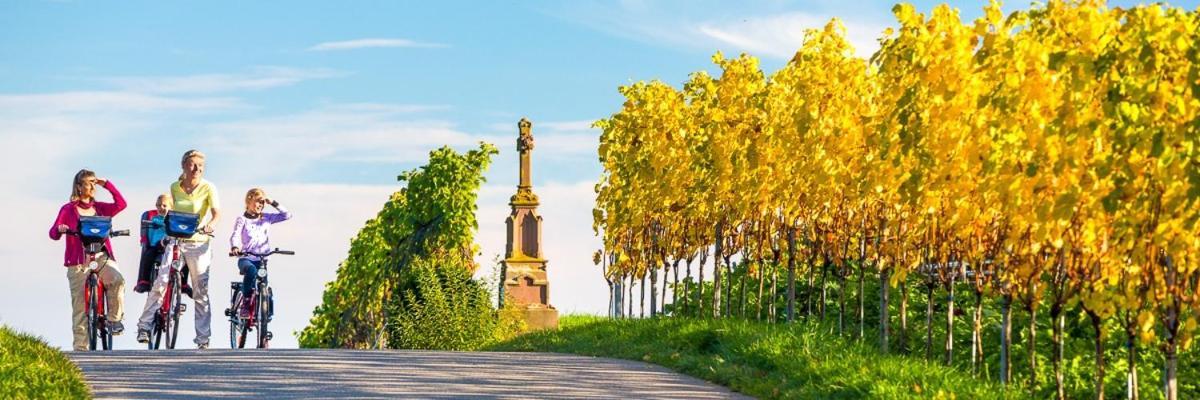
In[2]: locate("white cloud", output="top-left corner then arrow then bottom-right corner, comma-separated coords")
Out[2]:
308,38 -> 448,51
539,119 -> 597,133
200,106 -> 492,179
697,13 -> 887,60
485,119 -> 599,160
0,91 -> 242,114
99,67 -> 345,94
545,2 -> 891,60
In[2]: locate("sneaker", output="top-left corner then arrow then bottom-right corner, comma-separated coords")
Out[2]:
181,283 -> 193,298
107,321 -> 124,336
196,342 -> 209,350
136,329 -> 150,343
133,281 -> 151,293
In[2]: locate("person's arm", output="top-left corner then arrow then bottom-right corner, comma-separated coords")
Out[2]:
95,179 -> 127,216
203,185 -> 220,234
49,205 -> 69,240
263,199 -> 292,223
229,216 -> 244,251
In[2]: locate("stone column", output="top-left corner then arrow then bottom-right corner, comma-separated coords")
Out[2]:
500,118 -> 558,330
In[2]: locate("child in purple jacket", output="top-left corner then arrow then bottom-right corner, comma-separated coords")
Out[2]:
228,188 -> 291,317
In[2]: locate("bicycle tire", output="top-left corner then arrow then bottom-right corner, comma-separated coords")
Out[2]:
238,322 -> 249,349
86,276 -> 98,351
150,316 -> 162,350
163,272 -> 178,349
98,287 -> 112,351
229,290 -> 243,349
257,284 -> 269,348
168,279 -> 181,349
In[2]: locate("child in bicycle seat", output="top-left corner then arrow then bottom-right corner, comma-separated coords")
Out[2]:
134,194 -> 169,293
228,188 -> 291,317
134,195 -> 192,295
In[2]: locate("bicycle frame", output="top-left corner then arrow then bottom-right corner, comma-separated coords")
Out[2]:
83,257 -> 111,351
229,248 -> 291,349
67,222 -> 128,352
149,237 -> 186,350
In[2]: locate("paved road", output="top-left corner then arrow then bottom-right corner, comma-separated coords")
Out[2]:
69,349 -> 751,399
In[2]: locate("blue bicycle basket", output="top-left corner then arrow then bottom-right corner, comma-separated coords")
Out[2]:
78,216 -> 112,241
165,211 -> 200,238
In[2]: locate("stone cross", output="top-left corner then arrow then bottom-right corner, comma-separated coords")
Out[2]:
501,117 -> 557,330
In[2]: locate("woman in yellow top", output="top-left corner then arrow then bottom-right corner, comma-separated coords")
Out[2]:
136,149 -> 221,348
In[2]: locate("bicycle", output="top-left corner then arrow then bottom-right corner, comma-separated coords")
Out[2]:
226,248 -> 293,349
144,211 -> 205,350
68,216 -> 130,351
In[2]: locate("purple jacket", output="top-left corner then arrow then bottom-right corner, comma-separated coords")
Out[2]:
229,205 -> 291,259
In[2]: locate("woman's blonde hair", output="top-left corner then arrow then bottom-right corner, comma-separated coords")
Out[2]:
178,149 -> 206,181
244,188 -> 266,212
70,169 -> 96,202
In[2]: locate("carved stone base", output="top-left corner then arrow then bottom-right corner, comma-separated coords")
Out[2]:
520,305 -> 559,330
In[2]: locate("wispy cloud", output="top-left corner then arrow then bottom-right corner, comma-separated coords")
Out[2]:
199,104 -> 490,180
540,119 -> 598,133
308,38 -> 448,51
697,13 -> 887,60
0,91 -> 243,114
485,119 -> 599,160
99,66 -> 345,94
545,2 -> 890,60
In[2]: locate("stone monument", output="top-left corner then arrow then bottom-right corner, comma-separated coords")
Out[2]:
500,118 -> 558,330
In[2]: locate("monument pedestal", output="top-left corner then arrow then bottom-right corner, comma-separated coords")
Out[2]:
500,118 -> 558,330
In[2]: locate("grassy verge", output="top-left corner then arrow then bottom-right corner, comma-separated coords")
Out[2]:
487,315 -> 1007,399
0,325 -> 90,399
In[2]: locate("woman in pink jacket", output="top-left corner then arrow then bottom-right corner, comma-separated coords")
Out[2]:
49,169 -> 128,351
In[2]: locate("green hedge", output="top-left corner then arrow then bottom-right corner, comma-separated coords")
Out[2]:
0,325 -> 89,399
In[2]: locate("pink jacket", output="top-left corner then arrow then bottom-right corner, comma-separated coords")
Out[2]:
49,180 -> 127,266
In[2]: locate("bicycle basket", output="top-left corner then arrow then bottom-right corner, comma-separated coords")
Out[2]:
78,216 -> 112,241
164,212 -> 200,238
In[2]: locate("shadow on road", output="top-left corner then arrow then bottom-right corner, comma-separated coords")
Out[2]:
69,349 -> 749,399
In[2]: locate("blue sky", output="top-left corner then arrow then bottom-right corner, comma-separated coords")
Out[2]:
3,0 -> 1196,350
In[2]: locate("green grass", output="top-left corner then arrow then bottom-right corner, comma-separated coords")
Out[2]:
487,315 -> 1008,399
0,325 -> 90,399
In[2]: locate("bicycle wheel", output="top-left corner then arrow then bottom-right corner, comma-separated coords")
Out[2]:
163,273 -> 178,349
150,315 -> 162,350
229,291 -> 242,349
257,284 -> 269,348
85,277 -> 98,351
97,286 -> 112,351
167,280 -> 182,350
237,322 -> 249,349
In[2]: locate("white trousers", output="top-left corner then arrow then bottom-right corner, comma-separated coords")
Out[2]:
136,240 -> 212,345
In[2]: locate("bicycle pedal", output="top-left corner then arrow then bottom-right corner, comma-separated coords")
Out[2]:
265,331 -> 273,340
178,303 -> 187,313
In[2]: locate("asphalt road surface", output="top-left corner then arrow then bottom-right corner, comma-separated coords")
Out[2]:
69,349 -> 751,399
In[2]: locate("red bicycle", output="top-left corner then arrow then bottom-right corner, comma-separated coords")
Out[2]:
70,216 -> 129,351
227,248 -> 293,349
145,211 -> 206,350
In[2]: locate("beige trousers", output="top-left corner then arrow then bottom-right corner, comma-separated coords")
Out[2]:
66,261 -> 125,351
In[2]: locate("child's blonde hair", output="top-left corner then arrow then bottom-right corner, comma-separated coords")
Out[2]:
244,188 -> 266,212
156,193 -> 172,209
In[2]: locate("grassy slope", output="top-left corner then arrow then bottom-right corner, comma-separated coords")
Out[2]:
0,325 -> 90,399
487,315 -> 1006,399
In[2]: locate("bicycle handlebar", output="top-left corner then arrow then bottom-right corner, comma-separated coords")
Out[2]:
231,248 -> 295,258
64,229 -> 130,238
